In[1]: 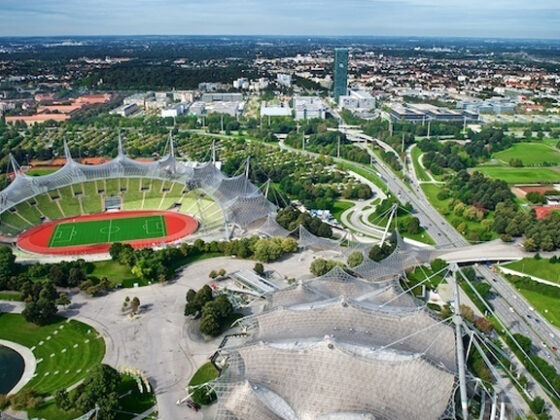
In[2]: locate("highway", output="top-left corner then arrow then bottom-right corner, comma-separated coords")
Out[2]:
345,130 -> 560,361
340,129 -> 560,414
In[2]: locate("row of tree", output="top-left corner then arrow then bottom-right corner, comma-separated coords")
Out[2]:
185,285 -> 235,336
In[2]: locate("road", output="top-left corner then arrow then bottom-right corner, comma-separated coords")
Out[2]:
200,127 -> 560,414
283,129 -> 560,416
348,131 -> 560,414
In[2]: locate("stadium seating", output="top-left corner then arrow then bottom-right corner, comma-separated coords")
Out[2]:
122,178 -> 143,210
0,177 -> 226,236
80,181 -> 103,214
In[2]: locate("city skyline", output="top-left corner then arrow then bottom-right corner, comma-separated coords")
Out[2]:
1,0 -> 559,39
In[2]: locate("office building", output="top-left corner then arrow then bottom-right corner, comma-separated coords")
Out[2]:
333,48 -> 349,102
339,89 -> 376,111
294,96 -> 327,120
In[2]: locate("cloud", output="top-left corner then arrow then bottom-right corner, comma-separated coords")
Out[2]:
0,0 -> 558,38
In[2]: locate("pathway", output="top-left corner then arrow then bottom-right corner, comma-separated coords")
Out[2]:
61,253 -> 313,420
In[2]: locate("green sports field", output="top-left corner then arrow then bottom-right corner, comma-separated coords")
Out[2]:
472,167 -> 560,184
492,142 -> 560,166
49,215 -> 167,247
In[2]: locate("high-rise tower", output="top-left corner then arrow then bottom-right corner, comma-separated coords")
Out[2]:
333,48 -> 348,102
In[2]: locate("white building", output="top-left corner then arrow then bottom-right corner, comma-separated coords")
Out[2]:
277,73 -> 292,88
172,90 -> 196,103
202,92 -> 243,103
293,96 -> 327,120
161,103 -> 189,118
110,103 -> 138,117
123,93 -> 151,107
233,78 -> 250,90
260,102 -> 292,118
339,89 -> 376,111
188,102 -> 206,117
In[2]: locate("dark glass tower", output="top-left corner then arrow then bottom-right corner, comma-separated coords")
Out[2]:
333,48 -> 348,102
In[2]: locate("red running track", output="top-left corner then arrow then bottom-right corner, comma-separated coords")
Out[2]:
17,210 -> 199,255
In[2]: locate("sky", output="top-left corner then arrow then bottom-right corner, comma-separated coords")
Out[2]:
0,0 -> 559,39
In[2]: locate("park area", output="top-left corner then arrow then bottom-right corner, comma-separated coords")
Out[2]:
17,210 -> 198,255
472,142 -> 560,184
503,257 -> 560,285
472,166 -> 560,184
491,142 -> 560,166
0,313 -> 105,395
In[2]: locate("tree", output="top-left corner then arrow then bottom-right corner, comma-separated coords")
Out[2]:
67,267 -> 86,287
199,309 -> 221,336
23,297 -> 57,325
474,317 -> 494,333
130,297 -> 140,314
73,364 -> 121,419
56,293 -> 71,308
185,285 -> 213,316
460,304 -> 475,323
109,242 -> 124,260
22,281 -> 59,325
347,251 -> 364,268
310,258 -> 339,276
529,397 -> 546,416
0,246 -> 16,279
407,217 -> 420,234
523,238 -> 538,252
48,265 -> 66,286
254,262 -> 264,276
218,268 -> 226,277
54,389 -> 72,411
209,270 -> 218,279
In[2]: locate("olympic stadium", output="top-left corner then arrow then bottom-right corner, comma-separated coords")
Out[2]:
0,136 -> 275,255
211,263 -> 462,420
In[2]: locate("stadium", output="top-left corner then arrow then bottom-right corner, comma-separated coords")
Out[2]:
211,264 -> 460,420
0,136 -> 276,255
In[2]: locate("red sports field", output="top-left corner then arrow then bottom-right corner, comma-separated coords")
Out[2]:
17,210 -> 198,255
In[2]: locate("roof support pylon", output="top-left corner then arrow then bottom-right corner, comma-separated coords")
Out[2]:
117,131 -> 125,156
451,263 -> 469,420
168,129 -> 175,158
63,138 -> 73,161
8,153 -> 20,176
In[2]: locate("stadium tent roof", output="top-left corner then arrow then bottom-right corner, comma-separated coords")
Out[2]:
0,137 -> 275,231
265,266 -> 416,309
240,297 -> 457,372
215,338 -> 456,420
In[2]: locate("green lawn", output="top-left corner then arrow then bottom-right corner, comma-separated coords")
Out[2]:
0,291 -> 23,301
115,374 -> 157,420
337,162 -> 388,193
90,259 -> 138,288
330,200 -> 354,224
518,289 -> 560,327
504,258 -> 560,284
49,215 -> 167,247
472,167 -> 560,184
505,275 -> 560,327
90,252 -> 224,288
367,211 -> 435,245
411,145 -> 431,182
188,362 -> 219,405
0,314 -> 105,395
27,373 -> 156,420
26,168 -> 58,176
492,142 -> 560,166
